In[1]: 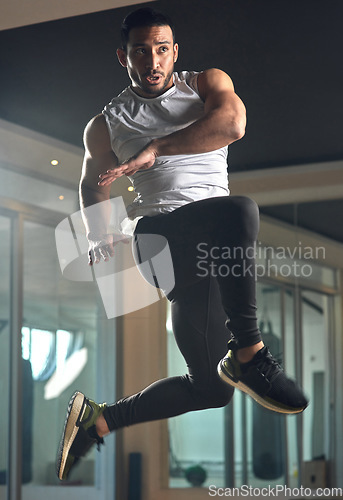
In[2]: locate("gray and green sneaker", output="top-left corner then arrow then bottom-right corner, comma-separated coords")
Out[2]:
217,340 -> 308,414
56,391 -> 107,480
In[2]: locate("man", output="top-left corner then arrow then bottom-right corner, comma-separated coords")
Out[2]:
57,7 -> 308,481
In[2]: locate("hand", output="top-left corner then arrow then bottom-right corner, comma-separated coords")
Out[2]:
87,233 -> 129,265
98,143 -> 158,186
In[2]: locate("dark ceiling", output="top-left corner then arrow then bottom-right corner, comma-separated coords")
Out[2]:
1,0 -> 343,242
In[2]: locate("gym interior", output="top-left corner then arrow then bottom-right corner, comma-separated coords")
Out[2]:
1,1 -> 342,499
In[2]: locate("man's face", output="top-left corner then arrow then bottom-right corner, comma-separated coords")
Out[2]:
117,25 -> 178,98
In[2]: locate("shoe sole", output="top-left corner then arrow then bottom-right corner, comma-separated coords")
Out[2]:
57,391 -> 86,480
217,361 -> 305,415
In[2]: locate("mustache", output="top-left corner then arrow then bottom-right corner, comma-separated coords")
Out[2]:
143,71 -> 164,77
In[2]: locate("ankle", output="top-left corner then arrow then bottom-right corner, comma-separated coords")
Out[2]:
236,341 -> 264,363
96,414 -> 110,438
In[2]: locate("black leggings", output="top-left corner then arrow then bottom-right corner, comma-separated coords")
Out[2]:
103,196 -> 261,431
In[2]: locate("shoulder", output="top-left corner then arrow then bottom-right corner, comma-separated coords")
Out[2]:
103,87 -> 131,113
175,70 -> 199,88
197,69 -> 235,100
83,114 -> 112,155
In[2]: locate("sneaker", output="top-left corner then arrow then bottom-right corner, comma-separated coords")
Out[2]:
217,340 -> 308,414
56,391 -> 107,480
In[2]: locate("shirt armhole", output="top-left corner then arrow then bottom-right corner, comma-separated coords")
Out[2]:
185,71 -> 201,97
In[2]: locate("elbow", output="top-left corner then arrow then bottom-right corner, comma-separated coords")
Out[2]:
234,122 -> 246,141
228,120 -> 246,143
229,110 -> 246,142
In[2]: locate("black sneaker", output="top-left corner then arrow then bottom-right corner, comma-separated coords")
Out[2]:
56,391 -> 107,480
217,340 -> 308,414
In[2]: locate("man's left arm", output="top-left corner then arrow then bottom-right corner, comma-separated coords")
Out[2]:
98,68 -> 246,184
157,68 -> 246,155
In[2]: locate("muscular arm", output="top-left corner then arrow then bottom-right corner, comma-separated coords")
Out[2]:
154,68 -> 246,156
98,68 -> 246,185
80,114 -> 120,263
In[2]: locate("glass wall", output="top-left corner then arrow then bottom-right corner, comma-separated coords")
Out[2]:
284,289 -> 299,487
1,192 -> 116,500
22,220 -> 100,487
301,290 -> 332,463
0,214 -> 11,498
236,284 -> 288,488
167,314 -> 226,488
167,316 -> 225,488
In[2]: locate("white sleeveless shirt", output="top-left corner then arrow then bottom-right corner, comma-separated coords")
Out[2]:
103,71 -> 230,234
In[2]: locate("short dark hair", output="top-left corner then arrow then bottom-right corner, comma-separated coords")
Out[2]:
120,7 -> 175,51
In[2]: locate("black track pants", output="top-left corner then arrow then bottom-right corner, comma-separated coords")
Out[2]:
103,195 -> 261,431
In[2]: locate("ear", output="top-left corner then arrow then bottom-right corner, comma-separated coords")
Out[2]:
173,43 -> 179,63
117,48 -> 127,68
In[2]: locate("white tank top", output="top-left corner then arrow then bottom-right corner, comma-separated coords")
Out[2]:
103,71 -> 230,234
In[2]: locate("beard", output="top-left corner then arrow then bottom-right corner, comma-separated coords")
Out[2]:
130,66 -> 175,97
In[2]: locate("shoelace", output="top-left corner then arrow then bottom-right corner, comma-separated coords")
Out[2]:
86,425 -> 105,452
253,347 -> 282,382
95,436 -> 104,452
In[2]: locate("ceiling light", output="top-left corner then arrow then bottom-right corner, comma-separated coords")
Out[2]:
51,159 -> 59,166
58,195 -> 64,200
128,186 -> 134,192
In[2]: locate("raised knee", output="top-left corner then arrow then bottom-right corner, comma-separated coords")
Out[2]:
194,385 -> 234,409
228,196 -> 259,240
209,390 -> 234,409
236,196 -> 259,221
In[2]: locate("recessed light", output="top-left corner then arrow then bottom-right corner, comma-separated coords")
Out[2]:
128,186 -> 134,192
51,159 -> 59,166
58,195 -> 64,200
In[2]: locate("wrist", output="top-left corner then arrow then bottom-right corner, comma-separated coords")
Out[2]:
87,231 -> 108,241
149,138 -> 163,158
150,134 -> 178,157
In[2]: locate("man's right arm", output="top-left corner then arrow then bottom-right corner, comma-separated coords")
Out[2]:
79,114 -> 119,263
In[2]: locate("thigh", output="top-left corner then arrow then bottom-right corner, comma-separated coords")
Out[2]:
133,195 -> 259,296
133,198 -> 220,292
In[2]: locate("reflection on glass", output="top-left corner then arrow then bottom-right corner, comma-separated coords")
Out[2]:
22,220 -> 99,489
22,327 -> 88,399
22,327 -> 55,380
